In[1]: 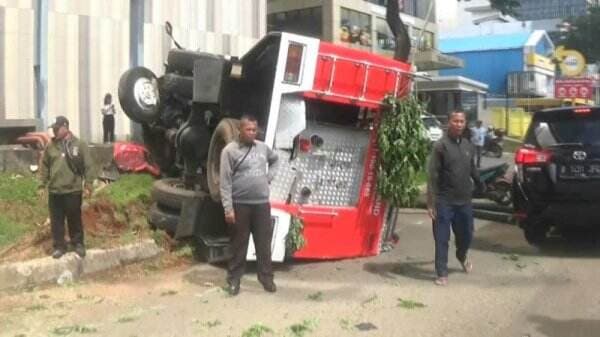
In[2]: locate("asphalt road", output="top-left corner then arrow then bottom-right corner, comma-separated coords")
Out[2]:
2,210 -> 600,337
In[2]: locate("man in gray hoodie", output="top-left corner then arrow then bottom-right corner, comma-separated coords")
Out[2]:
220,115 -> 279,296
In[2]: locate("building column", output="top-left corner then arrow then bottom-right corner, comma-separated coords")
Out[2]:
129,0 -> 145,141
34,0 -> 48,128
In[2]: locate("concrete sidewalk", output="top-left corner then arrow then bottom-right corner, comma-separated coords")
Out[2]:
0,240 -> 160,292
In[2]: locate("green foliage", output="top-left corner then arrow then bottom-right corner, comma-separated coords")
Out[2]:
377,95 -> 430,207
0,173 -> 39,204
241,324 -> 273,337
98,174 -> 154,206
560,7 -> 600,63
286,217 -> 306,253
490,0 -> 521,17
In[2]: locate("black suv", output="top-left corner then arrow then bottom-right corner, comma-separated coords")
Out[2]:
513,106 -> 600,245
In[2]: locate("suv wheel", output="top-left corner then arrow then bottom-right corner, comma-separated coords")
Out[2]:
522,217 -> 548,246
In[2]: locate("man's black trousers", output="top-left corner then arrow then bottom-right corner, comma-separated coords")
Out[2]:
227,203 -> 273,284
49,192 -> 84,250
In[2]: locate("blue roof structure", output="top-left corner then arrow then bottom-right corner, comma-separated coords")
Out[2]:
440,33 -> 531,53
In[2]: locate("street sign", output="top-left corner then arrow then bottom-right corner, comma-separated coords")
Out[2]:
555,78 -> 593,99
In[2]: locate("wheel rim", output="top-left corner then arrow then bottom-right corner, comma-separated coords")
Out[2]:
134,77 -> 158,108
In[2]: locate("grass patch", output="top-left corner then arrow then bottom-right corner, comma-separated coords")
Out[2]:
0,173 -> 46,249
397,298 -> 426,309
97,174 -> 153,207
241,324 -> 273,337
0,216 -> 31,248
0,173 -> 39,204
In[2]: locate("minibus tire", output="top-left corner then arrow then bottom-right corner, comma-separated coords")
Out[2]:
206,118 -> 240,201
118,67 -> 161,124
152,178 -> 208,210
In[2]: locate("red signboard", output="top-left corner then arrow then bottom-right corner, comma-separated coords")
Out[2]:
555,78 -> 593,99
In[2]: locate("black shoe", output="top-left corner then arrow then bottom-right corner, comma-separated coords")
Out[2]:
261,280 -> 277,293
74,244 -> 86,258
226,280 -> 240,296
52,249 -> 65,259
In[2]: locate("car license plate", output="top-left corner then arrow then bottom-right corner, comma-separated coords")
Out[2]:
559,164 -> 600,179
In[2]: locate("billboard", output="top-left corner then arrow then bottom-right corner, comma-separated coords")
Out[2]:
555,78 -> 593,99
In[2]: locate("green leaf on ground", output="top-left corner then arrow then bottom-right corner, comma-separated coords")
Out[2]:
25,304 -> 47,312
241,324 -> 273,337
516,262 -> 527,270
117,316 -> 138,323
202,319 -> 222,328
307,291 -> 323,301
361,294 -> 378,306
51,325 -> 97,335
160,289 -> 178,296
339,319 -> 353,331
397,298 -> 426,309
288,319 -> 319,337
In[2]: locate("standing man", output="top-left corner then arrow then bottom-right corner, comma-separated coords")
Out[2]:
427,111 -> 483,286
470,120 -> 487,168
220,115 -> 279,296
39,116 -> 94,259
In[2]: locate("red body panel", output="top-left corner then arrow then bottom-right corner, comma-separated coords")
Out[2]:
272,121 -> 387,259
305,41 -> 412,109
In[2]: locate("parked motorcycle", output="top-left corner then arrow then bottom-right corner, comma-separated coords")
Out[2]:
474,163 -> 512,206
482,127 -> 504,158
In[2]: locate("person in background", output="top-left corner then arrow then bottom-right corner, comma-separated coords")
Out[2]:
427,111 -> 483,286
470,120 -> 487,168
101,93 -> 116,143
220,115 -> 279,296
39,116 -> 94,259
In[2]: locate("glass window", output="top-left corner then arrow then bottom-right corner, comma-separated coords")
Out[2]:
340,7 -> 372,48
411,28 -> 434,50
267,7 -> 323,38
374,18 -> 395,56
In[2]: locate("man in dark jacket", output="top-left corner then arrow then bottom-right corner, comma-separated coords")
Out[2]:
427,111 -> 483,286
220,115 -> 279,296
39,116 -> 94,258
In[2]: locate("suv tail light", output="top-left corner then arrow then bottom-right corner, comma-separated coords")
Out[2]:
515,147 -> 552,165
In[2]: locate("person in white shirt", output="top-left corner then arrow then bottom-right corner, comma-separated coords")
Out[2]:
470,120 -> 487,168
101,93 -> 116,143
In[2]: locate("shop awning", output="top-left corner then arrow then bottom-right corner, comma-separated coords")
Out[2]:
413,49 -> 464,71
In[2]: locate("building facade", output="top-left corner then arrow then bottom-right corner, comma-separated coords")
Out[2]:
0,0 -> 266,143
266,0 -> 462,71
517,0 -> 598,21
440,30 -> 555,97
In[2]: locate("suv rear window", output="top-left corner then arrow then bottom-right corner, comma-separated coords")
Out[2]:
524,109 -> 600,148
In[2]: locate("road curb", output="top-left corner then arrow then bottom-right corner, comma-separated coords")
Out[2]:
0,239 -> 161,292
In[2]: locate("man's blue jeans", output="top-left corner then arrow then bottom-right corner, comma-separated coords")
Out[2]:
433,201 -> 474,277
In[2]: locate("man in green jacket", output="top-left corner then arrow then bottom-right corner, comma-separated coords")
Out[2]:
39,116 -> 94,258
